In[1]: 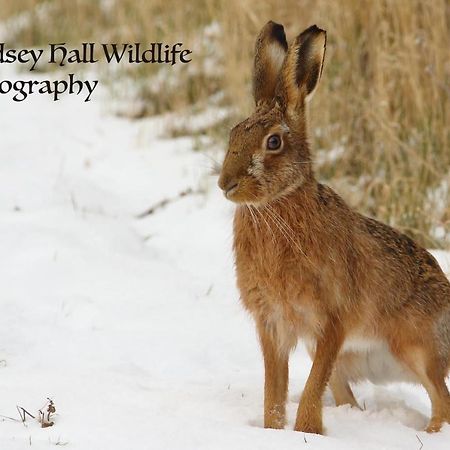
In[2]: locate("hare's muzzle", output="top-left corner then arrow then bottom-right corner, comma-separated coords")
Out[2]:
218,175 -> 239,199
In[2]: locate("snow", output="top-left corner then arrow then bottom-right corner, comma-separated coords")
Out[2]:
0,67 -> 449,450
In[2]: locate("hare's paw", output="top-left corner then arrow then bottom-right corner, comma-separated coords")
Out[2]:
425,410 -> 450,433
335,397 -> 361,410
294,410 -> 323,435
264,420 -> 285,430
425,417 -> 443,433
294,420 -> 323,435
264,407 -> 286,429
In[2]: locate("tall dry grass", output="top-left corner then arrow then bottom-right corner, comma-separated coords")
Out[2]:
1,0 -> 449,246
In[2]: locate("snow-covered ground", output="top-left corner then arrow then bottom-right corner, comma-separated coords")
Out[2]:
1,68 -> 450,450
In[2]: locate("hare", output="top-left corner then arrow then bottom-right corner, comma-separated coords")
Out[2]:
218,21 -> 450,435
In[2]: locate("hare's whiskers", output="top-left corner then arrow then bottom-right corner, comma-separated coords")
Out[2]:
246,204 -> 259,231
264,204 -> 319,271
263,205 -> 302,254
252,205 -> 276,244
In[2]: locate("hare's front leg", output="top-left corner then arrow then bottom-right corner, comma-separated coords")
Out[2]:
256,320 -> 290,429
295,321 -> 344,434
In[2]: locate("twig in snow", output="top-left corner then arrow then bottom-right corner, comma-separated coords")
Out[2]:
16,398 -> 56,428
17,405 -> 33,428
0,414 -> 20,422
136,187 -> 202,218
38,398 -> 56,428
205,284 -> 213,296
70,192 -> 78,212
17,405 -> 35,422
416,434 -> 423,450
51,435 -> 69,446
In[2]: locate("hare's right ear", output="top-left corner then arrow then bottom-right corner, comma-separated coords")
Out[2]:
253,21 -> 288,106
278,25 -> 326,110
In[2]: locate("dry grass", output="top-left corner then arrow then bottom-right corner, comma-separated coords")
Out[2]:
1,0 -> 449,246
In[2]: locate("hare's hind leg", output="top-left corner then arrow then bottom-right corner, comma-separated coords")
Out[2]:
392,343 -> 450,432
415,355 -> 450,433
329,369 -> 360,408
307,340 -> 360,409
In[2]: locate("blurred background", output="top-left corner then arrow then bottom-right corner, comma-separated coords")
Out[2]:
1,0 -> 449,247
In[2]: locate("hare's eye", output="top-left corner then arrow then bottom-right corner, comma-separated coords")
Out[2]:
267,134 -> 282,151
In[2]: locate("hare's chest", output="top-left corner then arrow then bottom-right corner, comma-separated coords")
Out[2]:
235,231 -> 305,286
247,294 -> 322,350
234,213 -> 321,334
237,266 -> 321,339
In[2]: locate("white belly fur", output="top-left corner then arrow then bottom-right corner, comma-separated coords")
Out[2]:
338,338 -> 418,384
305,337 -> 418,385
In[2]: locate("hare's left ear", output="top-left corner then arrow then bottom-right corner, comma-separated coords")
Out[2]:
278,25 -> 326,109
253,21 -> 288,106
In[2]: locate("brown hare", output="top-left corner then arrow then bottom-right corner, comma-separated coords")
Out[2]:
218,21 -> 450,435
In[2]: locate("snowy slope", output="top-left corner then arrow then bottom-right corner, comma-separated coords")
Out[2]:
0,68 -> 449,450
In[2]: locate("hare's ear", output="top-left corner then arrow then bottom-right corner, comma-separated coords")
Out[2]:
253,21 -> 288,106
278,25 -> 326,109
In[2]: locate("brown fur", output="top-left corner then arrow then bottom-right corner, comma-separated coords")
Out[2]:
218,22 -> 450,435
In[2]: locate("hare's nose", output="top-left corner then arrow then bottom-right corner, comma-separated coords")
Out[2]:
218,176 -> 239,195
